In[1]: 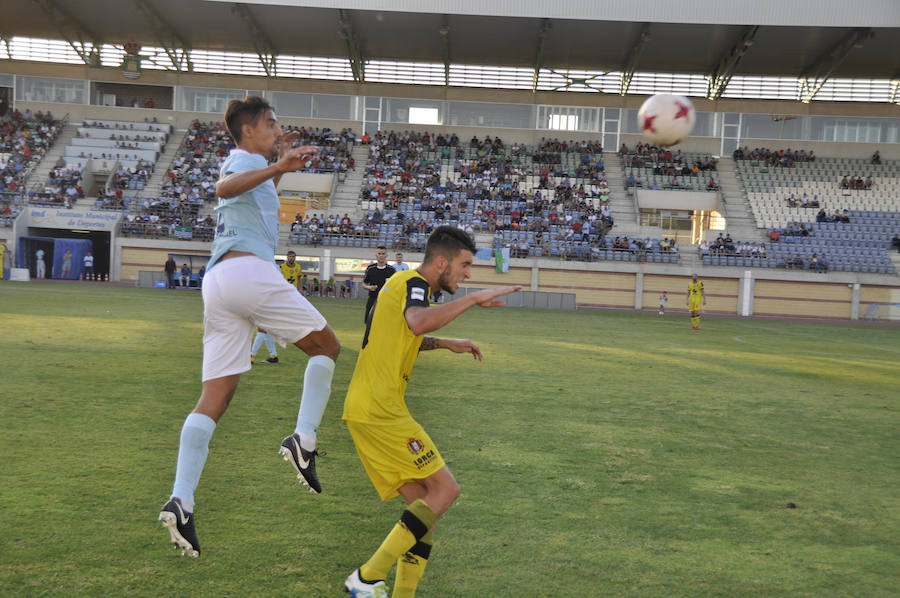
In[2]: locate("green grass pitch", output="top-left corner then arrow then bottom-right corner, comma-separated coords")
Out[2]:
1,282 -> 898,597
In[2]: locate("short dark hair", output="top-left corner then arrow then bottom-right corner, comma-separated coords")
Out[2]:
225,95 -> 273,143
424,226 -> 476,264
287,250 -> 296,256
376,245 -> 387,251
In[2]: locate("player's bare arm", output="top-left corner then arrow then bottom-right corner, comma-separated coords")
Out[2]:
405,286 -> 521,337
216,144 -> 318,198
418,336 -> 482,360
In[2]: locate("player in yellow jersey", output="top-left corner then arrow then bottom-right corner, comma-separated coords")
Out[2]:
280,250 -> 303,291
0,241 -> 7,280
687,273 -> 706,329
342,226 -> 521,598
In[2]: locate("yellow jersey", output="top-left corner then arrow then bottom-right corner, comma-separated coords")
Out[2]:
343,269 -> 431,424
688,280 -> 704,297
280,261 -> 303,288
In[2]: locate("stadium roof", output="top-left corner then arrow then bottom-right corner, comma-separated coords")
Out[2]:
4,0 -> 899,89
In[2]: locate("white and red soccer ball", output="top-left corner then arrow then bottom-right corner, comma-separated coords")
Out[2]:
637,94 -> 696,147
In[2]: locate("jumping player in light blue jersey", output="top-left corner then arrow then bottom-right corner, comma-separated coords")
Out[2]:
158,96 -> 341,558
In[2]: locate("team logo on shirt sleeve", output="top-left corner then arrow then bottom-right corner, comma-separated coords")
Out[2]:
410,287 -> 426,302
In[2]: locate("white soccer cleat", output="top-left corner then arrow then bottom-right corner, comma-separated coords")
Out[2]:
344,569 -> 389,598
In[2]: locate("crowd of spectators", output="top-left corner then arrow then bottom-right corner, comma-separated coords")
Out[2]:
768,221 -> 812,243
120,207 -> 216,241
22,156 -> 84,208
732,146 -> 815,167
620,143 -> 718,190
784,193 -> 821,208
122,122 -> 356,240
355,130 -> 619,259
82,118 -> 168,133
1,200 -> 20,226
699,233 -> 768,258
839,175 -> 874,190
815,208 -> 851,224
1,109 -> 60,196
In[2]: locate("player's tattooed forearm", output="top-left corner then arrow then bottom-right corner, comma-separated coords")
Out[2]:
419,336 -> 440,351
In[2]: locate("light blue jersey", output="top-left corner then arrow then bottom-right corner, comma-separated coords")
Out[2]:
208,149 -> 279,269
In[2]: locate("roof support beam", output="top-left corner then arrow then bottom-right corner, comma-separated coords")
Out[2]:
337,9 -> 365,84
439,15 -> 451,87
798,28 -> 873,103
233,3 -> 278,78
134,0 -> 193,72
890,76 -> 900,105
620,23 -> 651,96
0,33 -> 11,60
532,19 -> 551,93
30,0 -> 103,66
706,25 -> 759,100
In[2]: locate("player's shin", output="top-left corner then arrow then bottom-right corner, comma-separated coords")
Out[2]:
360,499 -> 437,582
171,413 -> 216,510
392,530 -> 433,598
295,355 -> 335,449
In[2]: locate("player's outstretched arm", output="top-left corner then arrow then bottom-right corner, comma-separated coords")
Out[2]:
420,337 -> 483,360
216,145 -> 318,199
405,285 -> 521,336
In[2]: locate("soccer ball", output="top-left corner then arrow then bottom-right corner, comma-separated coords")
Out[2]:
637,94 -> 696,147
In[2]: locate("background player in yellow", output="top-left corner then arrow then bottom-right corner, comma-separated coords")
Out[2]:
280,250 -> 303,291
687,273 -> 706,329
342,226 -> 520,598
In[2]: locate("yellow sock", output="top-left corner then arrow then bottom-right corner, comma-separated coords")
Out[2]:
392,530 -> 433,598
360,499 -> 437,582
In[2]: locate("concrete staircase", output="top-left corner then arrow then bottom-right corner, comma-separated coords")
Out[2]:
25,122 -> 79,190
326,144 -> 368,217
717,157 -> 762,241
138,129 -> 187,200
604,153 -> 640,235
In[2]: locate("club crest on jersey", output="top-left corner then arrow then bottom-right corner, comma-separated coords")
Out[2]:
407,438 -> 424,454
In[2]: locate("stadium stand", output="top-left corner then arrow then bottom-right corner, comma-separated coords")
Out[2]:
620,143 -> 719,191
1,109 -> 62,204
118,121 -> 356,241
322,129 -> 648,262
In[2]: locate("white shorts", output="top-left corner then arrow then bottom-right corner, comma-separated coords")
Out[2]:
201,256 -> 327,381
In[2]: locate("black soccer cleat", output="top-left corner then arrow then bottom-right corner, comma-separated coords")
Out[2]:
279,433 -> 322,494
158,497 -> 200,557
265,356 -> 279,363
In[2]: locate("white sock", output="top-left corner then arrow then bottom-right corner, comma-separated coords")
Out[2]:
172,412 -> 216,511
295,355 -> 336,450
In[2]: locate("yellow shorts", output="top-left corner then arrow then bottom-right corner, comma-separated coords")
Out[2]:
345,417 -> 446,501
689,298 -> 703,312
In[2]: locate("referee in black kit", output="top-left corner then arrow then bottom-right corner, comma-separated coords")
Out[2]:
361,245 -> 395,322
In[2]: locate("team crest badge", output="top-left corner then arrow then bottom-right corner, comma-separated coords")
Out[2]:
407,438 -> 424,455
